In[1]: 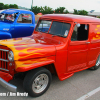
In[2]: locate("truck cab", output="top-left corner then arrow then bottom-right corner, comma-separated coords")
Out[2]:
0,9 -> 35,39
0,14 -> 100,97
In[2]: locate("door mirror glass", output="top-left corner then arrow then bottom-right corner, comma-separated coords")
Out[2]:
76,23 -> 80,27
85,25 -> 88,30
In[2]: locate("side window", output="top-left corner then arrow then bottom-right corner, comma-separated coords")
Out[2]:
17,14 -> 32,23
71,24 -> 89,41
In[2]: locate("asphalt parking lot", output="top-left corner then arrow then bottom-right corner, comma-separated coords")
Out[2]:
0,68 -> 100,100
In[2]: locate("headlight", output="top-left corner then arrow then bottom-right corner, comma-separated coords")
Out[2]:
8,51 -> 14,61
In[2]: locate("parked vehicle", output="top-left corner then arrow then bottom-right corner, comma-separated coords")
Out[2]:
0,14 -> 100,97
0,9 -> 35,39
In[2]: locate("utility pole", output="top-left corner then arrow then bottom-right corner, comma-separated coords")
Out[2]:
31,0 -> 33,11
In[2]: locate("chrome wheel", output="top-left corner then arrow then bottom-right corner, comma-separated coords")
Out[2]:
32,74 -> 49,93
23,67 -> 52,97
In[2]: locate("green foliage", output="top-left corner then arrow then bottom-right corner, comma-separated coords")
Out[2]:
0,2 -> 18,10
73,9 -> 88,15
0,3 -> 4,10
4,4 -> 9,9
41,6 -> 54,14
32,6 -> 41,14
9,4 -> 18,9
32,6 -> 54,14
64,9 -> 69,14
73,9 -> 78,14
78,10 -> 88,15
55,7 -> 65,13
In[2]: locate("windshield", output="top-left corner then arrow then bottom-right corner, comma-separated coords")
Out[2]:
35,20 -> 52,33
49,21 -> 71,37
36,20 -> 71,37
0,13 -> 17,22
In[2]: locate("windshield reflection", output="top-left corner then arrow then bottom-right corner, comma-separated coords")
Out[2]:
0,13 -> 16,22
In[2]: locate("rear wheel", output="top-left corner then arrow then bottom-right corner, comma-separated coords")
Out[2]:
23,67 -> 52,97
89,55 -> 100,70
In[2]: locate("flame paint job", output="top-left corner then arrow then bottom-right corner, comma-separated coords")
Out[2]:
0,35 -> 57,72
0,35 -> 57,60
15,56 -> 55,72
93,25 -> 100,40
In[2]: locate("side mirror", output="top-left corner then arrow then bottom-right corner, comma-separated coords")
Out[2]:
85,25 -> 88,30
76,23 -> 80,27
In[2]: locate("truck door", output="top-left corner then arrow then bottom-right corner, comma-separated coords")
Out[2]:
14,13 -> 34,38
67,24 -> 89,72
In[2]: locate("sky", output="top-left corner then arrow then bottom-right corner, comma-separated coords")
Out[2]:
0,0 -> 100,12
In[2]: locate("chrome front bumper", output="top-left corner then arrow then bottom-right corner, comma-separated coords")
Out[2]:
0,77 -> 17,92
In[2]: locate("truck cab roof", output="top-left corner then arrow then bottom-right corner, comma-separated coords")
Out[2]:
41,14 -> 100,23
1,9 -> 33,14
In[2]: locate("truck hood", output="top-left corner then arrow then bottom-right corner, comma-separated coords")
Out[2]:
0,35 -> 58,61
0,22 -> 11,32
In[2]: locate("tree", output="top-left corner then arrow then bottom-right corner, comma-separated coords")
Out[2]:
9,4 -> 18,9
64,9 -> 69,14
4,4 -> 9,9
73,9 -> 78,14
78,10 -> 88,15
55,7 -> 65,13
0,3 -> 4,10
32,6 -> 41,14
14,4 -> 18,9
41,6 -> 54,14
73,9 -> 88,15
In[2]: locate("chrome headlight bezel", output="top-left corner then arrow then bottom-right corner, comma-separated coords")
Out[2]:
8,51 -> 14,61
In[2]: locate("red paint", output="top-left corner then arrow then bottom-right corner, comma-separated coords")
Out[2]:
0,71 -> 13,82
0,14 -> 100,82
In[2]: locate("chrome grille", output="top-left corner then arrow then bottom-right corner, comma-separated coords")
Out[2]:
0,49 -> 9,71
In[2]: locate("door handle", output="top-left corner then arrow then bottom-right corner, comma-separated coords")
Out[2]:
86,42 -> 90,44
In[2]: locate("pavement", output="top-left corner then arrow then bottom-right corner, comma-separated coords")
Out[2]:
0,68 -> 100,100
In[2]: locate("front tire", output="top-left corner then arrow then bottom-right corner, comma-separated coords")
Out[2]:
23,67 -> 52,97
89,55 -> 100,70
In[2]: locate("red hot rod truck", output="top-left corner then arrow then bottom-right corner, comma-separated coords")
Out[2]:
0,14 -> 100,97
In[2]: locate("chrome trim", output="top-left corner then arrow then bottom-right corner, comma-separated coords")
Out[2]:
0,49 -> 9,52
32,74 -> 49,93
0,68 -> 9,72
0,59 -> 9,62
8,51 -> 14,62
0,77 -> 17,92
86,42 -> 90,44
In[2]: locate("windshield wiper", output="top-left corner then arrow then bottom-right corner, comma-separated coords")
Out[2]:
52,34 -> 64,37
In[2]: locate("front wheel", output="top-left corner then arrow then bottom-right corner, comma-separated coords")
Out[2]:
23,67 -> 52,97
89,55 -> 100,70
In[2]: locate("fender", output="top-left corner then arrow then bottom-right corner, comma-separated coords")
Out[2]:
0,32 -> 12,39
15,57 -> 55,72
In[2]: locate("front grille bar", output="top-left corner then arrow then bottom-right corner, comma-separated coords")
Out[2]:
0,49 -> 9,71
0,68 -> 9,72
0,59 -> 9,62
0,49 -> 9,52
